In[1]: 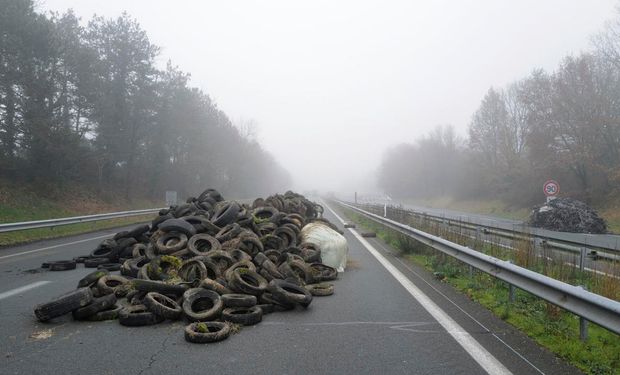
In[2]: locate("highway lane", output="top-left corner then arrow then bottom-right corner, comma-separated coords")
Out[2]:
0,213 -> 581,374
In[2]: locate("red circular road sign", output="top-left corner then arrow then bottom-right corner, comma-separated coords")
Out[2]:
543,180 -> 560,197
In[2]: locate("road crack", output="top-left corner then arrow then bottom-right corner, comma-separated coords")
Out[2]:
138,329 -> 174,375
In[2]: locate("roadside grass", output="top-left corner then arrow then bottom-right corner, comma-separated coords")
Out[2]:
0,182 -> 160,246
341,208 -> 620,375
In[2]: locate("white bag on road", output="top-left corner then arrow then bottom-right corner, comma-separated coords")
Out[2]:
300,222 -> 348,272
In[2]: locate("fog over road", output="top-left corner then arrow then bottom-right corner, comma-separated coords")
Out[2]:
40,0 -> 617,191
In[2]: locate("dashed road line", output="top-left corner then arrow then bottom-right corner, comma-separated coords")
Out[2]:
0,281 -> 51,301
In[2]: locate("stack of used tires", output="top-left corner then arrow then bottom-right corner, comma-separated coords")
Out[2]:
33,189 -> 340,344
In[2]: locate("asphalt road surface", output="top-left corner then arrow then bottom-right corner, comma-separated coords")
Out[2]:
0,206 -> 582,375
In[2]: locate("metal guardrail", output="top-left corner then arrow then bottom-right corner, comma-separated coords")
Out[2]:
357,202 -> 620,261
337,200 -> 620,335
0,208 -> 163,233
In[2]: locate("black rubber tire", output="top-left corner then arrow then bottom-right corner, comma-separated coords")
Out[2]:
73,256 -> 89,264
205,250 -> 235,272
119,305 -> 165,326
131,279 -> 188,295
259,292 -> 294,310
274,226 -> 297,248
182,288 -> 223,322
301,249 -> 321,263
287,259 -> 312,283
256,303 -> 275,315
361,231 -> 377,238
116,237 -> 138,252
221,306 -> 262,326
173,203 -> 194,218
84,258 -> 110,268
149,255 -> 182,281
97,275 -> 129,296
344,223 -> 356,228
261,234 -> 284,251
113,231 -> 130,240
120,257 -> 148,278
77,270 -> 109,288
97,263 -> 121,272
224,260 -> 257,282
72,294 -> 117,320
305,283 -> 334,296
229,249 -> 252,263
237,235 -> 263,257
158,218 -> 197,237
187,234 -> 221,256
183,215 -> 216,234
251,206 -> 280,223
259,269 -> 274,282
215,223 -> 242,242
198,188 -> 224,203
261,259 -> 284,279
178,258 -> 208,282
253,253 -> 269,267
34,288 -> 93,322
143,292 -> 182,320
128,224 -> 150,239
199,278 -> 232,295
267,279 -> 313,308
90,244 -> 120,260
184,322 -> 231,344
132,243 -> 148,258
152,213 -> 174,229
257,222 -> 278,236
155,232 -> 188,255
85,304 -> 122,321
277,262 -> 305,286
264,249 -> 280,264
310,263 -> 338,281
48,260 -> 77,271
228,269 -> 268,296
221,293 -> 257,308
211,201 -> 241,227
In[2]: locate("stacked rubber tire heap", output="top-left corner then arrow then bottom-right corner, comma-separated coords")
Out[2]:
33,189 -> 340,344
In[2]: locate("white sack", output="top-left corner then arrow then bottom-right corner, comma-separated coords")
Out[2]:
300,222 -> 348,272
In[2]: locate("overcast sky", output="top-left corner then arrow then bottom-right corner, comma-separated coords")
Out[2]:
40,0 -> 617,193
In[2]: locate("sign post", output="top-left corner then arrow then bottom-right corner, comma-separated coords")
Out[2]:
165,191 -> 177,206
543,180 -> 560,203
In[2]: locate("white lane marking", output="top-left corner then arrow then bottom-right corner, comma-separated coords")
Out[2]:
371,239 -> 545,374
323,202 -> 512,375
0,281 -> 51,300
0,233 -> 112,261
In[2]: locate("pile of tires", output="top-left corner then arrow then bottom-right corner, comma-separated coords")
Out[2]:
33,189 -> 340,344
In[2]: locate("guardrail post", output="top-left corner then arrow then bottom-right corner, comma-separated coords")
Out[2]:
578,285 -> 588,341
579,247 -> 586,273
384,204 -> 387,218
508,261 -> 515,303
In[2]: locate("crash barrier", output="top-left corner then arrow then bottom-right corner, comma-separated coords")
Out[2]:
336,201 -> 620,337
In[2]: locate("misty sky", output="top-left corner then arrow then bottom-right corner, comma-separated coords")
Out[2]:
41,0 -> 617,193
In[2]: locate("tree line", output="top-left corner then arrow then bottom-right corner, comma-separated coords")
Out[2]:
379,13 -> 620,206
0,0 -> 290,201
